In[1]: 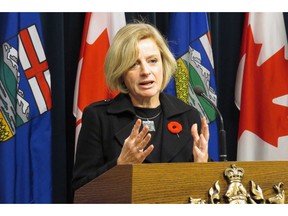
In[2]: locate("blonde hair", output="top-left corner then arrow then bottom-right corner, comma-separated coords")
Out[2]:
104,22 -> 177,93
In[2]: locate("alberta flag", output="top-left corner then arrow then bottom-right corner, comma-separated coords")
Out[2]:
235,13 -> 288,160
0,13 -> 52,203
166,12 -> 219,161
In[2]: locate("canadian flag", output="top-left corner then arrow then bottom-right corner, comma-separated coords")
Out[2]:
235,12 -> 288,161
73,13 -> 126,152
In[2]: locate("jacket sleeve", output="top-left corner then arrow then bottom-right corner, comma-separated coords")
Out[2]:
72,105 -> 117,191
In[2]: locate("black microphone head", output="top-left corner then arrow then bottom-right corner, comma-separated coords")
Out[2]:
193,85 -> 205,96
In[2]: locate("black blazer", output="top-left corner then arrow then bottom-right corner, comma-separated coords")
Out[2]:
72,93 -> 202,190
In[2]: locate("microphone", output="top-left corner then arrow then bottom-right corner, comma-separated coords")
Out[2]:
193,85 -> 227,161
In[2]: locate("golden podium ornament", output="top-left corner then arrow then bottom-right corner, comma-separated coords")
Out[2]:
189,164 -> 285,204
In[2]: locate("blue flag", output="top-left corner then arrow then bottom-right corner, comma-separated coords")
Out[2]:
165,12 -> 219,161
0,13 -> 52,203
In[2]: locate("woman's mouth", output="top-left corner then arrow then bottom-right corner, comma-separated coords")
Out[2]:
139,80 -> 154,87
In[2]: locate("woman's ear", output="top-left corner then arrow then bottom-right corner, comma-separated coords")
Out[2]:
120,77 -> 127,90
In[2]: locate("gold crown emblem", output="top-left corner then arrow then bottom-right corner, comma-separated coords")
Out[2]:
224,164 -> 244,183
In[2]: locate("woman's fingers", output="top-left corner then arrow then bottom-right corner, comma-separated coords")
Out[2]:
201,117 -> 209,141
118,119 -> 153,164
191,117 -> 209,162
191,123 -> 199,143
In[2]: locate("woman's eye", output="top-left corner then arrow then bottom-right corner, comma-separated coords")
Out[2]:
150,58 -> 158,63
130,62 -> 139,69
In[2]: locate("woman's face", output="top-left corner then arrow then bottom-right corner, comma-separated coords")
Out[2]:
123,38 -> 163,107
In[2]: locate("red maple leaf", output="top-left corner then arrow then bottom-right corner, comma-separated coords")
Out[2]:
239,25 -> 288,147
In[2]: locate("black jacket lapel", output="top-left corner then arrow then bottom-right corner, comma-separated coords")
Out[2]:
159,93 -> 194,162
107,94 -> 136,148
161,118 -> 192,162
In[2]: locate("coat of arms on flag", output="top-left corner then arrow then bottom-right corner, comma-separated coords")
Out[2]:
0,24 -> 51,142
176,41 -> 217,123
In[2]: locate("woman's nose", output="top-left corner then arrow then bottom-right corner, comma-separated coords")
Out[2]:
140,63 -> 151,75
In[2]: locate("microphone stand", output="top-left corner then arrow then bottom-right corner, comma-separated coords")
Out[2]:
193,86 -> 227,161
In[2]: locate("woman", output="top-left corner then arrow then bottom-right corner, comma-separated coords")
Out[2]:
72,22 -> 209,191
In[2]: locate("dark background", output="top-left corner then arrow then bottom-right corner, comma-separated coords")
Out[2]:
40,12 -> 288,203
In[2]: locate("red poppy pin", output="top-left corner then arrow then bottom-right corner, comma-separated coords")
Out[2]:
168,121 -> 182,135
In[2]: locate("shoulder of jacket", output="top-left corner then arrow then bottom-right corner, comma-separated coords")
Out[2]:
87,99 -> 114,108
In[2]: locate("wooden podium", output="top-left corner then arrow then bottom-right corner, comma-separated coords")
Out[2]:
73,161 -> 288,204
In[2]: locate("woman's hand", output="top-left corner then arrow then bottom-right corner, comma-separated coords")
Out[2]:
117,119 -> 154,165
191,116 -> 209,162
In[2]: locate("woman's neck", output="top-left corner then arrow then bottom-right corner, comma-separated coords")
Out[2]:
129,94 -> 160,108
